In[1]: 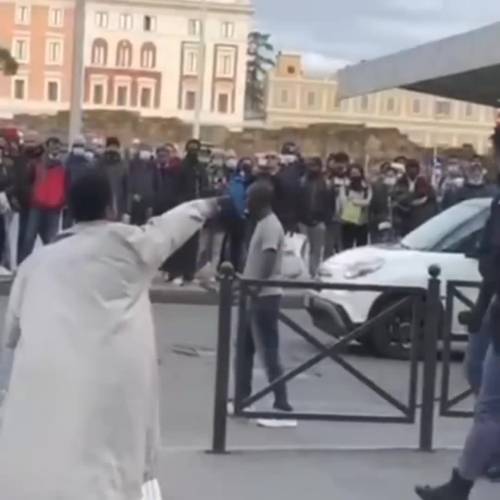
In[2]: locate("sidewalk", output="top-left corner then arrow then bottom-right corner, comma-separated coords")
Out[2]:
158,448 -> 497,500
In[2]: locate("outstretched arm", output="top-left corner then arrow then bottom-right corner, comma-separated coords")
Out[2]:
127,198 -> 219,273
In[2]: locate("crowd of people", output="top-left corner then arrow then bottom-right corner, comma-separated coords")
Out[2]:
0,132 -> 497,279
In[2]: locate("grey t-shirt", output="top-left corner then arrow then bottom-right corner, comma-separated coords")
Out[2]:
243,212 -> 284,296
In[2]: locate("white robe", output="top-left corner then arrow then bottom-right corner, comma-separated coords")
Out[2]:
0,199 -> 217,500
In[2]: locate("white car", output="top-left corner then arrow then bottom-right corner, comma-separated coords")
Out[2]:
306,198 -> 490,359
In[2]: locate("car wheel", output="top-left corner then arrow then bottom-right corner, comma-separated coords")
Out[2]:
368,296 -> 422,360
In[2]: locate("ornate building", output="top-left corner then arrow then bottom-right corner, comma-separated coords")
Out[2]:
0,0 -> 253,129
266,54 -> 495,154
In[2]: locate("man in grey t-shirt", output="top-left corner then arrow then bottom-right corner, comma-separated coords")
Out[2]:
236,180 -> 293,412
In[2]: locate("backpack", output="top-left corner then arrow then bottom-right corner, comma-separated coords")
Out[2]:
33,162 -> 66,210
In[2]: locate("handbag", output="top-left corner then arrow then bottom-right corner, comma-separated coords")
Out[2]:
141,479 -> 163,500
341,200 -> 364,225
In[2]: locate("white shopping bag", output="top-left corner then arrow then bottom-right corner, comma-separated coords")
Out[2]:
141,479 -> 163,500
282,232 -> 310,279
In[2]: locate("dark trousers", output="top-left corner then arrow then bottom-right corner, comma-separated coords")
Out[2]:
130,199 -> 150,226
236,295 -> 289,408
16,208 -> 30,265
342,223 -> 368,249
164,232 -> 199,281
220,217 -> 247,272
19,207 -> 60,263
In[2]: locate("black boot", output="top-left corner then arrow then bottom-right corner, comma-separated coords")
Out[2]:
415,469 -> 474,500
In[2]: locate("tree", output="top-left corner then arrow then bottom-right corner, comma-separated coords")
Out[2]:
246,31 -> 275,114
0,48 -> 18,75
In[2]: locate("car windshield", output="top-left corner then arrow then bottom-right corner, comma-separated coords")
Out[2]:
401,200 -> 491,251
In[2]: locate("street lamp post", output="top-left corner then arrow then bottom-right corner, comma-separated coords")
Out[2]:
193,0 -> 207,140
68,0 -> 86,145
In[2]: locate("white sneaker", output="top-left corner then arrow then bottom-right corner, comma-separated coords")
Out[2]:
172,277 -> 183,286
256,417 -> 298,428
227,401 -> 256,417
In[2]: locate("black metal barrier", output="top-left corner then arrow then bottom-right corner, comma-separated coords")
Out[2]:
211,263 -> 443,454
439,280 -> 481,418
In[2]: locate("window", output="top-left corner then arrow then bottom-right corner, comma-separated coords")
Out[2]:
95,11 -> 108,28
116,40 -> 132,67
91,39 -> 107,66
46,40 -> 63,65
15,5 -> 30,25
46,80 -> 60,102
13,78 -> 26,100
217,52 -> 233,77
435,100 -> 452,116
279,88 -> 289,105
13,38 -> 29,63
360,95 -> 369,111
116,85 -> 129,106
217,93 -> 229,113
412,98 -> 421,114
92,83 -> 104,104
184,50 -> 198,75
386,97 -> 395,113
221,21 -> 234,38
48,8 -> 63,27
465,103 -> 474,118
119,13 -> 133,30
188,19 -> 201,36
140,43 -> 156,69
306,91 -> 316,108
140,87 -> 152,108
143,15 -> 156,32
185,90 -> 196,110
287,65 -> 296,75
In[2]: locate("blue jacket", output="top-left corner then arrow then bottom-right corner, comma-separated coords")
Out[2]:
227,171 -> 250,220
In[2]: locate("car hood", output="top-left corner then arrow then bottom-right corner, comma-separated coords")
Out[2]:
322,244 -> 413,267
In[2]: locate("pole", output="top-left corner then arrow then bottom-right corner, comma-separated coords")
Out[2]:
419,264 -> 441,452
192,0 -> 207,140
68,0 -> 86,145
210,262 -> 234,454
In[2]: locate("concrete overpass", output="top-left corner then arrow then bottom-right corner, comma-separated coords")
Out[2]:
337,21 -> 500,108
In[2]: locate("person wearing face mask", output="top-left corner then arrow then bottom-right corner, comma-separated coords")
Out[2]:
167,139 -> 209,285
63,136 -> 92,228
20,137 -> 67,262
298,157 -> 332,277
96,137 -> 128,221
441,160 -> 466,210
126,145 -> 155,226
452,158 -> 497,206
369,162 -> 401,243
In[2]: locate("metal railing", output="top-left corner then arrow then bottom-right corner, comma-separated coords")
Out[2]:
439,280 -> 481,418
211,263 -> 444,454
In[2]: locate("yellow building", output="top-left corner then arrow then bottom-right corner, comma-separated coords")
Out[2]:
265,54 -> 495,155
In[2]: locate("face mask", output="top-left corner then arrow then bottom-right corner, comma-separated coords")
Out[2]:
384,176 -> 397,187
139,150 -> 151,161
84,151 -> 95,162
226,158 -> 238,170
257,157 -> 267,167
212,158 -> 224,168
72,146 -> 85,156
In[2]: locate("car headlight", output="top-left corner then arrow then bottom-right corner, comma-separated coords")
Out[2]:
343,258 -> 385,280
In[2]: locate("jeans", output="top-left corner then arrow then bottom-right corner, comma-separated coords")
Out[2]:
324,221 -> 342,258
20,208 -> 60,263
235,295 -> 289,408
300,223 -> 325,277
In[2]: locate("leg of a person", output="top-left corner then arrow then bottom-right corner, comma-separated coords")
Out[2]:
251,295 -> 289,407
459,346 -> 500,480
40,209 -> 60,244
229,219 -> 246,272
308,223 -> 325,277
234,302 -> 256,403
342,223 -> 355,249
324,222 -> 335,259
355,225 -> 368,247
465,305 -> 492,394
20,208 -> 41,262
17,207 -> 30,265
0,214 -> 6,265
130,200 -> 147,226
181,233 -> 199,282
299,224 -> 314,277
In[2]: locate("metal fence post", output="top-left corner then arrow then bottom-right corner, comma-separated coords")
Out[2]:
419,264 -> 441,452
210,262 -> 235,454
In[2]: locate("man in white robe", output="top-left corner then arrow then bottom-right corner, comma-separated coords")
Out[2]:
0,170 -> 219,500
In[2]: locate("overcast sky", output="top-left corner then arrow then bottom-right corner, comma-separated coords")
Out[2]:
252,0 -> 500,73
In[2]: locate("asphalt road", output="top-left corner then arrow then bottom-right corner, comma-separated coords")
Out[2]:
0,301 -> 493,499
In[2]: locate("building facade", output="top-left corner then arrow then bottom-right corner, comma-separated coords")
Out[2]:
0,0 -> 252,129
266,54 -> 495,154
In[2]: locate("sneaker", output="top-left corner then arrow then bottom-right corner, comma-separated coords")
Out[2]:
273,402 -> 294,412
172,277 -> 183,286
257,415 -> 298,428
227,400 -> 256,417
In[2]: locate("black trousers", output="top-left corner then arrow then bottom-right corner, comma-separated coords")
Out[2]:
342,223 -> 368,249
235,295 -> 289,407
164,232 -> 199,281
220,217 -> 247,273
